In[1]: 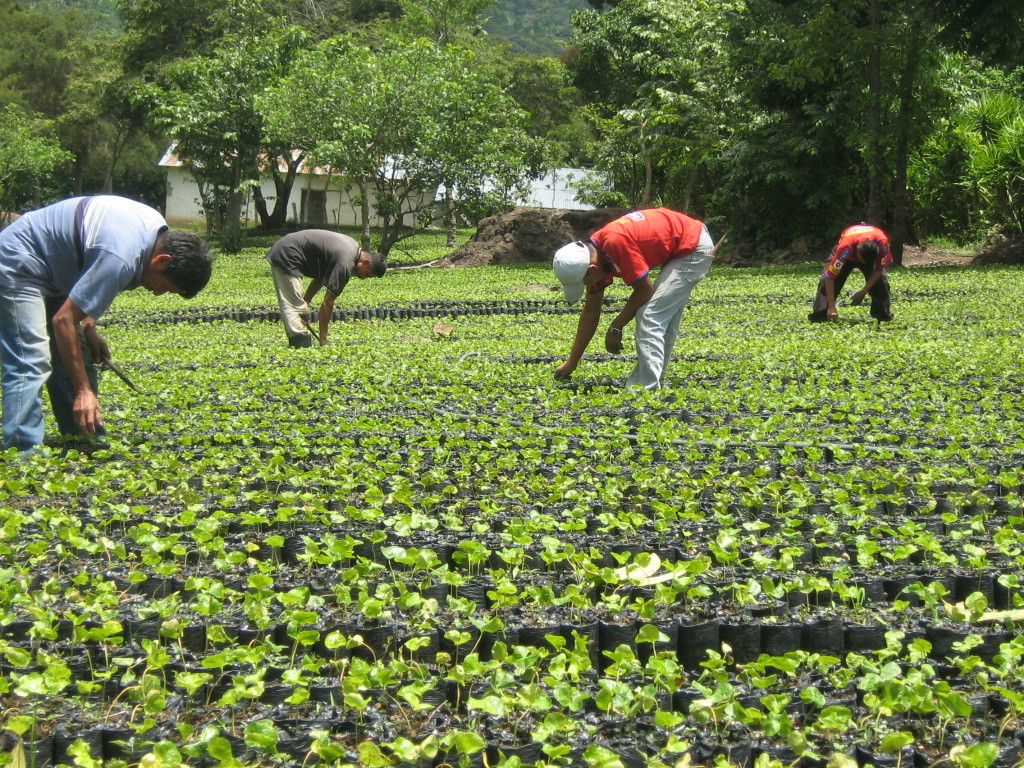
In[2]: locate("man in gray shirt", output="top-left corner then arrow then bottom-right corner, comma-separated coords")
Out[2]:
0,196 -> 212,454
266,230 -> 387,347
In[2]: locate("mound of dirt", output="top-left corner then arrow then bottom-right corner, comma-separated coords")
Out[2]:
439,207 -> 630,267
972,237 -> 1024,265
436,207 -> 993,269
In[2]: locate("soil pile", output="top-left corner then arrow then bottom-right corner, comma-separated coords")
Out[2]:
439,207 -> 629,267
972,237 -> 1024,265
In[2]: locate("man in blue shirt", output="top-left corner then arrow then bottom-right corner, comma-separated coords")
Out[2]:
0,196 -> 212,454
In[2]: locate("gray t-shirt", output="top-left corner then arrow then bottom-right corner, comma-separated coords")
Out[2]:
0,196 -> 167,319
266,230 -> 360,298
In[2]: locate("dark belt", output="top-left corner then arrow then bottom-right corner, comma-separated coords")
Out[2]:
73,197 -> 92,271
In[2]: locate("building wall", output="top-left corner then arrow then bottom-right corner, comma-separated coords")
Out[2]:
164,168 -> 432,229
163,164 -> 594,228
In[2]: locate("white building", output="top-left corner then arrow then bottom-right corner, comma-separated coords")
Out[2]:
160,144 -> 598,227
159,146 -> 432,229
435,167 -> 599,213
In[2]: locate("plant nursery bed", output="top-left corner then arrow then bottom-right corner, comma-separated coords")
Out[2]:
5,264 -> 1024,766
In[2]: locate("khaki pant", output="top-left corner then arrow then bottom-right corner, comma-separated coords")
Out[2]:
271,266 -> 313,345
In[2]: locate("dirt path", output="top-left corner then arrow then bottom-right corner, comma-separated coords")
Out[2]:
900,245 -> 975,268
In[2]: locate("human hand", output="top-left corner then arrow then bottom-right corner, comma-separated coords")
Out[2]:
73,389 -> 103,435
827,306 -> 839,321
553,362 -> 576,381
850,291 -> 866,306
85,328 -> 111,363
605,326 -> 623,354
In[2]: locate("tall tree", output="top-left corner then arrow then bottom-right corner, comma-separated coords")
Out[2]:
116,0 -> 227,73
0,2 -> 151,198
0,104 -> 72,215
486,52 -> 595,166
726,0 -> 1024,257
397,0 -> 494,46
566,0 -> 738,215
263,35 -> 543,254
138,0 -> 307,249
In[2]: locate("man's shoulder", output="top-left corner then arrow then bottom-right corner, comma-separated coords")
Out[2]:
89,195 -> 163,218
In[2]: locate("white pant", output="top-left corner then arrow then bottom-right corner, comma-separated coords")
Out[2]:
625,225 -> 714,390
270,266 -> 312,342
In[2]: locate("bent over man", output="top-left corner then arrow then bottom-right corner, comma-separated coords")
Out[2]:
0,195 -> 212,454
552,208 -> 715,390
266,230 -> 387,348
809,223 -> 894,322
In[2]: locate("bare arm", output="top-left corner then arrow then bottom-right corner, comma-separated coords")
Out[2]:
317,292 -> 336,345
51,299 -> 103,435
606,275 -> 655,352
851,269 -> 885,304
554,290 -> 605,380
303,279 -> 323,305
824,278 -> 838,320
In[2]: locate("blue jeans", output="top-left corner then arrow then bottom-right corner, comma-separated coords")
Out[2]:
1,286 -> 102,453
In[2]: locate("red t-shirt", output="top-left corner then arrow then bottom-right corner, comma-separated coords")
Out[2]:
823,224 -> 893,279
589,208 -> 704,290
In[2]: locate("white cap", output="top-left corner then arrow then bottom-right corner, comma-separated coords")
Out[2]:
552,241 -> 591,304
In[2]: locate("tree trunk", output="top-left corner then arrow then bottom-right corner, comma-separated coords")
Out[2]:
683,157 -> 700,213
257,151 -> 304,229
252,178 -> 271,226
72,151 -> 86,197
641,156 -> 653,208
360,178 -> 372,250
270,152 -> 303,228
104,130 -> 129,194
890,14 -> 923,267
224,160 -> 244,253
866,0 -> 884,225
445,187 -> 457,248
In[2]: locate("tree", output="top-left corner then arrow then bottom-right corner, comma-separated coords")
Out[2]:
139,1 -> 307,250
397,0 -> 495,47
482,0 -> 591,56
486,51 -> 595,166
0,1 -> 166,200
263,35 -> 544,254
913,80 -> 1024,240
0,104 -> 72,216
115,0 -> 228,73
566,0 -> 738,215
725,0 -> 1024,258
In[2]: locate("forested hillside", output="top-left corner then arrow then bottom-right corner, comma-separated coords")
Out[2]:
25,0 -> 590,53
484,0 -> 590,55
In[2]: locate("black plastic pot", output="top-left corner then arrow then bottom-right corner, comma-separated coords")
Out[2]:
760,623 -> 802,656
678,619 -> 720,670
719,622 -> 761,664
843,624 -> 888,653
802,618 -> 845,656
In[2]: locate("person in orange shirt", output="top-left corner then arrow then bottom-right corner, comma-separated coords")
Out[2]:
552,208 -> 715,389
809,224 -> 894,322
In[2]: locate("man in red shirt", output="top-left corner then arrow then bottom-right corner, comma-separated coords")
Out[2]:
809,223 -> 894,322
552,208 -> 715,389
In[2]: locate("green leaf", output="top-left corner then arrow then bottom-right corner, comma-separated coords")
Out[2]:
243,721 -> 279,752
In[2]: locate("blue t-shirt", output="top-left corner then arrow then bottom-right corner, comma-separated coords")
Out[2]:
0,196 -> 167,319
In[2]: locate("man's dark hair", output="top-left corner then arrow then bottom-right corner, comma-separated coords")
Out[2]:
159,231 -> 213,298
366,250 -> 388,278
857,240 -> 879,262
